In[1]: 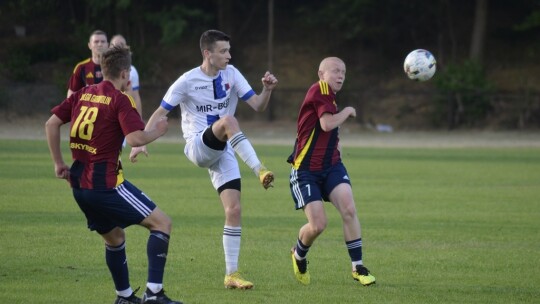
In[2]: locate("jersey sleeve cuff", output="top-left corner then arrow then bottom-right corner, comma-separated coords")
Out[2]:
160,100 -> 175,111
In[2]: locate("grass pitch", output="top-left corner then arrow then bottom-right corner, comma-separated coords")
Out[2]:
1,139 -> 539,303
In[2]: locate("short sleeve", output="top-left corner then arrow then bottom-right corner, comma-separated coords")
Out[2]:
67,65 -> 84,92
231,66 -> 255,101
308,81 -> 336,118
161,74 -> 187,110
117,93 -> 145,135
51,95 -> 77,123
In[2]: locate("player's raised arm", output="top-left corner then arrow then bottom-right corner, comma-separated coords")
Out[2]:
129,106 -> 170,162
246,71 -> 278,112
126,115 -> 168,147
319,106 -> 356,132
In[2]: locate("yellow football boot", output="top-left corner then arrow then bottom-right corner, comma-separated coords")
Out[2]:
291,247 -> 310,285
224,272 -> 254,289
352,265 -> 376,286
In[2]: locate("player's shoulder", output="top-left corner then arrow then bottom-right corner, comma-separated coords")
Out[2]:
177,66 -> 205,81
102,84 -> 136,109
304,81 -> 334,105
120,91 -> 137,109
75,58 -> 92,66
221,65 -> 246,84
94,81 -> 129,100
225,64 -> 238,71
130,65 -> 139,75
307,81 -> 331,96
316,81 -> 331,95
224,64 -> 242,75
72,58 -> 92,73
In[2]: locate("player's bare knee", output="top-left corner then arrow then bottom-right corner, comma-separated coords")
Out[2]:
101,227 -> 125,246
340,204 -> 358,222
157,216 -> 172,233
143,208 -> 172,233
220,114 -> 238,125
224,203 -> 241,219
220,115 -> 240,133
310,220 -> 327,235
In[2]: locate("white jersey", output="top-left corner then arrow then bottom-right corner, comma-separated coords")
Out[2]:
161,65 -> 255,142
129,65 -> 140,91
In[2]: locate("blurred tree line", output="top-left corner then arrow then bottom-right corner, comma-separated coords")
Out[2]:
0,0 -> 539,129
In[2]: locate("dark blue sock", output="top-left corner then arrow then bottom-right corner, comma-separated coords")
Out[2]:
105,242 -> 130,291
346,238 -> 363,262
296,238 -> 311,259
147,230 -> 170,284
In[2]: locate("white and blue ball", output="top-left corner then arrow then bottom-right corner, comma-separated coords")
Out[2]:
403,49 -> 437,82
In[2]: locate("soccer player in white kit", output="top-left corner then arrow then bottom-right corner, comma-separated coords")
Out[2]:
130,29 -> 277,289
110,34 -> 143,117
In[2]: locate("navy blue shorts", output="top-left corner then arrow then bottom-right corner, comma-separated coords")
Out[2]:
289,162 -> 352,210
72,180 -> 157,234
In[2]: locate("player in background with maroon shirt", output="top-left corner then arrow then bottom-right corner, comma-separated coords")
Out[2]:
288,57 -> 376,287
67,30 -> 108,98
46,46 -> 182,304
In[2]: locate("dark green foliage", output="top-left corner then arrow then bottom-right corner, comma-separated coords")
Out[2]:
1,0 -> 540,128
514,9 -> 540,31
2,40 -> 75,82
3,52 -> 34,82
146,5 -> 211,46
434,61 -> 494,129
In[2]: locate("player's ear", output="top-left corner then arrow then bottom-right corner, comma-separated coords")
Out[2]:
203,49 -> 210,59
120,69 -> 128,81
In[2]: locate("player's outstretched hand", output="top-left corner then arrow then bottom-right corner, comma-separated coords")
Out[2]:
130,146 -> 148,163
261,71 -> 278,90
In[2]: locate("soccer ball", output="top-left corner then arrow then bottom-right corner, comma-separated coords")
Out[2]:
403,49 -> 437,81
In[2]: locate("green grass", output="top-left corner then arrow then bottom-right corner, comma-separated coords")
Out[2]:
1,139 -> 539,303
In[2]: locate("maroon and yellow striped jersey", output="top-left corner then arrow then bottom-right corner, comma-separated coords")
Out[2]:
51,80 -> 144,190
289,80 -> 341,171
67,58 -> 103,93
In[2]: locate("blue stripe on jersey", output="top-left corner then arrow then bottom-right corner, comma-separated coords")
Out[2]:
207,114 -> 219,125
213,74 -> 226,99
240,89 -> 255,101
160,100 -> 174,111
131,86 -> 139,91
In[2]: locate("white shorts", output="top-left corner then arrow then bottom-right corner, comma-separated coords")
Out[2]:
184,130 -> 241,190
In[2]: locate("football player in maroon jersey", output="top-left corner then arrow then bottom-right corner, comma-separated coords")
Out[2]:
47,46 -> 182,304
288,57 -> 376,287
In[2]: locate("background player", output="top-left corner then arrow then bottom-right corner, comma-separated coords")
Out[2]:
67,30 -> 108,98
110,34 -> 143,117
288,57 -> 376,286
46,46 -> 183,304
130,29 -> 277,289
